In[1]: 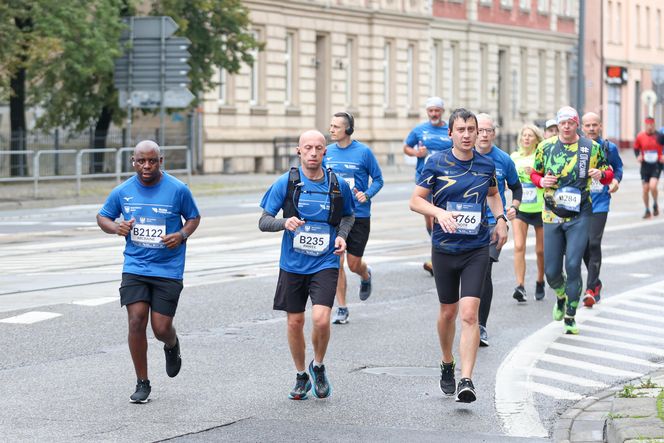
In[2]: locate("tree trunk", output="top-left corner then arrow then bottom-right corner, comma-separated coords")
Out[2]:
91,104 -> 113,173
9,16 -> 31,177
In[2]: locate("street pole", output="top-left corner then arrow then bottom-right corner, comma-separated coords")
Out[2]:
159,16 -> 166,147
576,0 -> 585,114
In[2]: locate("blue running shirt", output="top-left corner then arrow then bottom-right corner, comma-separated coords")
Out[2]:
404,122 -> 453,182
324,140 -> 384,218
260,168 -> 354,274
98,172 -> 200,280
417,149 -> 497,254
590,138 -> 623,213
483,145 -> 519,224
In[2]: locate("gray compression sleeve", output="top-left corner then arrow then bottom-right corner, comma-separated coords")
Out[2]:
336,214 -> 355,240
258,211 -> 287,232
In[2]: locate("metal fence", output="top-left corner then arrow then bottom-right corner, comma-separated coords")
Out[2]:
0,145 -> 190,197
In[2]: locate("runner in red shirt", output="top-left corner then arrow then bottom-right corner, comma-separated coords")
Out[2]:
634,117 -> 664,219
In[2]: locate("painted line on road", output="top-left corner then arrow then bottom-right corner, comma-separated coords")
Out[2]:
495,278 -> 664,438
599,306 -> 664,324
71,297 -> 118,306
536,353 -> 641,377
520,382 -> 583,400
632,293 -> 664,303
579,323 -> 661,344
547,342 -> 658,367
559,333 -> 664,356
526,367 -> 608,388
0,311 -> 62,324
626,300 -> 664,312
603,248 -> 664,265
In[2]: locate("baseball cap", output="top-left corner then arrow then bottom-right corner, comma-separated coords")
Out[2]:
645,116 -> 655,124
425,96 -> 445,110
545,119 -> 557,129
556,106 -> 579,125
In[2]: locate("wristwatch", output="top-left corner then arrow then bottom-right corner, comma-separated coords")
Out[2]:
179,230 -> 189,240
496,214 -> 507,223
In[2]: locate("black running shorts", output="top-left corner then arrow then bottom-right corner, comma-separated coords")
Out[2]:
346,217 -> 370,257
431,246 -> 490,304
119,273 -> 183,317
640,162 -> 662,182
515,210 -> 543,228
273,268 -> 338,313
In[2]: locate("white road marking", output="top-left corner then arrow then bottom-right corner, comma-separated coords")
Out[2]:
71,297 -> 118,306
579,323 -> 661,344
536,353 -> 641,377
521,382 -> 583,400
0,311 -> 62,324
632,293 -> 664,303
547,342 -> 658,367
603,248 -> 664,265
626,300 -> 664,312
559,333 -> 664,356
599,306 -> 664,324
526,367 -> 608,388
584,316 -> 664,334
629,273 -> 653,278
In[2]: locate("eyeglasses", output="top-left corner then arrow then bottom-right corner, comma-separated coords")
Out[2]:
478,128 -> 495,134
133,158 -> 160,166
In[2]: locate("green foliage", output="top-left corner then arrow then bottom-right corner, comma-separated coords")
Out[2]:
617,384 -> 637,398
150,0 -> 263,97
640,378 -> 659,389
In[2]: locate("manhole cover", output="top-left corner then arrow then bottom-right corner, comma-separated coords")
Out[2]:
361,367 -> 438,377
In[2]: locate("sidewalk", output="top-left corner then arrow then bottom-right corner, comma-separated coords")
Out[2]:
554,368 -> 664,442
0,164 -> 417,211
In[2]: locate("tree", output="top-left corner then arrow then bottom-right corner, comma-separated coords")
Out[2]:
0,1 -> 125,176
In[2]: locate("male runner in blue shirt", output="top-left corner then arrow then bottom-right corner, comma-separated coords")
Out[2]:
259,130 -> 355,400
403,97 -> 453,276
409,109 -> 508,403
325,112 -> 384,324
97,140 -> 200,403
581,112 -> 623,307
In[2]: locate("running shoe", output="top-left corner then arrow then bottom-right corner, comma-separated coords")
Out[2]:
593,281 -> 602,304
288,373 -> 312,400
534,281 -> 545,301
423,261 -> 434,276
582,289 -> 596,308
479,325 -> 489,347
643,209 -> 652,219
564,317 -> 579,335
654,204 -> 660,216
164,336 -> 182,378
359,266 -> 372,301
308,361 -> 331,399
332,307 -> 349,324
455,378 -> 477,403
512,285 -> 527,303
439,360 -> 456,396
130,379 -> 151,404
553,296 -> 566,321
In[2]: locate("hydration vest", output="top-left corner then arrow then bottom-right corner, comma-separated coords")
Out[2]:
282,167 -> 343,226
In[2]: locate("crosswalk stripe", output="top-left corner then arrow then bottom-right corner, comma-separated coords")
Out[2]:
526,367 -> 608,388
632,294 -> 664,303
560,333 -> 664,355
579,324 -> 661,344
520,381 -> 583,400
584,316 -> 664,334
0,311 -> 62,324
536,353 -> 641,377
603,248 -> 664,264
71,297 -> 118,306
599,306 -> 664,324
547,342 -> 658,367
625,300 -> 664,313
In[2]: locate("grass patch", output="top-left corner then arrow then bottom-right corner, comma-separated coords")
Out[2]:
657,389 -> 664,422
617,384 -> 637,398
640,378 -> 660,389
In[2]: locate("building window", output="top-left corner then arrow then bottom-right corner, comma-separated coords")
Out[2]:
447,41 -> 459,105
406,43 -> 417,111
383,40 -> 395,108
345,37 -> 357,108
479,44 -> 488,108
538,50 -> 546,112
606,85 -> 621,140
554,51 -> 561,110
431,40 -> 441,96
479,0 -> 492,6
607,1 -> 613,42
564,0 -> 575,17
615,2 -> 622,44
645,7 -> 651,47
249,29 -> 263,106
537,0 -> 549,14
218,68 -> 227,105
520,48 -> 528,109
520,0 -> 530,11
501,0 -> 513,9
636,5 -> 641,46
657,10 -> 662,49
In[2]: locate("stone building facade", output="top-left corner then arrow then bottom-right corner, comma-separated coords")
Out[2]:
201,0 -> 579,173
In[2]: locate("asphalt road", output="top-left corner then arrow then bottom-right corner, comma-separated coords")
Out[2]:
1,160 -> 663,442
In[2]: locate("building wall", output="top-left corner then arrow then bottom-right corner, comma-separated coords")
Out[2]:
201,0 -> 578,173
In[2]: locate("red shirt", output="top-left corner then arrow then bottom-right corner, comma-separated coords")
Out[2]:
635,131 -> 662,162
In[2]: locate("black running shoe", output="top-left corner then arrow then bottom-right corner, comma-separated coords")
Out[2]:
308,361 -> 331,399
164,337 -> 182,378
288,372 -> 312,400
513,285 -> 527,303
439,360 -> 456,396
359,266 -> 372,301
130,379 -> 151,404
455,378 -> 477,403
534,281 -> 545,301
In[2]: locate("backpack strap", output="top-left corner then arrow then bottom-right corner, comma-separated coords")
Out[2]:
282,167 -> 301,219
